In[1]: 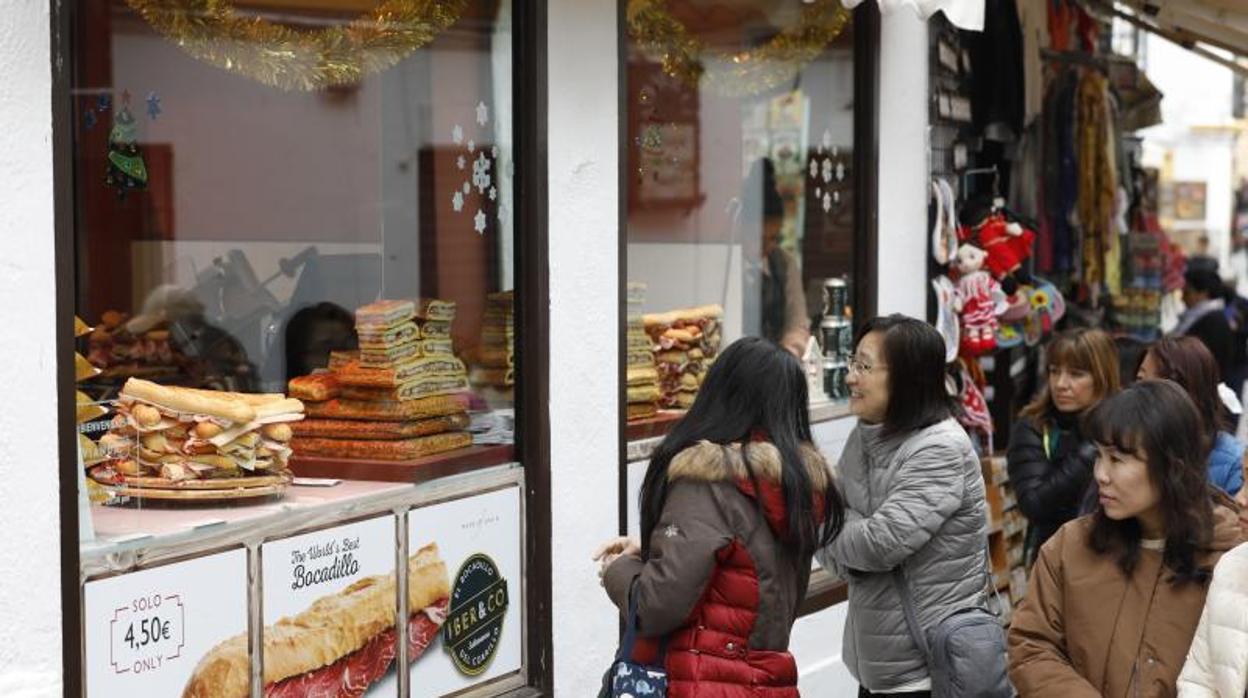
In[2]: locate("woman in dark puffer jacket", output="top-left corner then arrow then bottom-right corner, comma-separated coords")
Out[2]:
593,337 -> 845,697
1008,328 -> 1119,565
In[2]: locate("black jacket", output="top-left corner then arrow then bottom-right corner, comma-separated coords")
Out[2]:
1186,310 -> 1235,385
1006,412 -> 1097,561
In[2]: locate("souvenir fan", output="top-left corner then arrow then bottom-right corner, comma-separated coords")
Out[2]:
931,276 -> 960,364
950,362 -> 993,454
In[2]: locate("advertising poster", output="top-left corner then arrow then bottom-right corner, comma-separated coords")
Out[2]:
261,515 -> 399,697
84,548 -> 248,697
407,485 -> 523,695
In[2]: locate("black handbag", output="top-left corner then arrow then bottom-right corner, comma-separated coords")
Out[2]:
599,584 -> 669,698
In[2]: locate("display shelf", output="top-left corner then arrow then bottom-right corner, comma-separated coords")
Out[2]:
289,444 -> 516,483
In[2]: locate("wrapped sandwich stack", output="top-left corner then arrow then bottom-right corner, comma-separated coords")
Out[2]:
625,283 -> 659,421
471,291 -> 515,394
86,378 -> 304,496
75,316 -> 115,503
287,299 -> 473,461
643,305 -> 724,410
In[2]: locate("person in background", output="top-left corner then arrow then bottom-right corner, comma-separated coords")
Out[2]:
1174,265 -> 1235,383
740,158 -> 809,358
1177,540 -> 1248,697
816,315 -> 988,697
1008,328 -> 1120,564
1113,335 -> 1148,389
593,337 -> 844,697
284,302 -> 357,381
1137,337 -> 1244,496
1008,380 -> 1243,696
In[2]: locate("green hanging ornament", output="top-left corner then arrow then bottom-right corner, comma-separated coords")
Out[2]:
105,105 -> 148,198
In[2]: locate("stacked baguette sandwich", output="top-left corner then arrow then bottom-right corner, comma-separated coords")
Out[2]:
87,378 -> 304,487
625,283 -> 659,421
643,304 -> 724,410
470,290 -> 515,393
287,299 -> 473,460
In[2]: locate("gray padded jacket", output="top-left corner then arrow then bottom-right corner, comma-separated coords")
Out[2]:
815,418 -> 989,692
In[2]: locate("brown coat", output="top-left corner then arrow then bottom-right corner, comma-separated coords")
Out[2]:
1008,505 -> 1244,697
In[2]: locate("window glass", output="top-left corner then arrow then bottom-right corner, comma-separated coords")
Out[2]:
624,0 -> 858,421
72,0 -> 517,518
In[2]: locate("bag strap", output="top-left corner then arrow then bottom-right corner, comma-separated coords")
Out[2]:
616,579 -> 670,665
890,567 -> 932,660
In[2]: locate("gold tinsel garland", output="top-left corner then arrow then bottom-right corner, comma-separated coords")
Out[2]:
626,0 -> 851,98
124,0 -> 467,91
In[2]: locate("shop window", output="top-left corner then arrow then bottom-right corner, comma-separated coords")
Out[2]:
66,1 -> 534,695
623,0 -> 865,432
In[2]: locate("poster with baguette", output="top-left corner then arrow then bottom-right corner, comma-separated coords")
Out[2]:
254,515 -> 403,697
407,486 -> 523,695
84,548 -> 248,697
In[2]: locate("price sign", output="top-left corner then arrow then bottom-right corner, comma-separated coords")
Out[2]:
110,593 -> 185,674
85,548 -> 247,697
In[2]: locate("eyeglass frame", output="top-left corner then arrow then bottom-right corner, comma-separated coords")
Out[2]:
848,357 -> 886,376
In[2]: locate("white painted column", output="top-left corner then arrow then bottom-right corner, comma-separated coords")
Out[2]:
875,10 -> 931,319
0,1 -> 63,696
546,0 -> 622,692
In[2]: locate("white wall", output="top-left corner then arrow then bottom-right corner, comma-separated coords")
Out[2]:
0,1 -> 62,695
876,10 -> 930,319
546,0 -> 622,692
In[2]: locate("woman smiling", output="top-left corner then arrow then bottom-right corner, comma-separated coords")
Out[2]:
1008,380 -> 1243,696
1008,328 -> 1120,565
817,314 -> 992,696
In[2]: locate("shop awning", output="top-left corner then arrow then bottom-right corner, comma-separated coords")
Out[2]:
1105,0 -> 1248,77
839,0 -> 986,32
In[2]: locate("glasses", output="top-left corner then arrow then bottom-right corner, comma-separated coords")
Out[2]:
848,358 -> 885,376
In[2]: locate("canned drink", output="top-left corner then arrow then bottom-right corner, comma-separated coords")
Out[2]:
824,360 -> 849,401
823,278 -> 849,319
821,318 -> 853,361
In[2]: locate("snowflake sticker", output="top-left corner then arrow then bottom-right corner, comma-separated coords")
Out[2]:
462,181 -> 471,195
456,155 -> 466,171
822,129 -> 833,151
821,159 -> 833,184
452,190 -> 464,212
467,140 -> 476,153
822,191 -> 832,212
491,145 -> 499,158
476,101 -> 489,126
834,190 -> 841,204
146,92 -> 162,120
836,161 -> 846,182
815,186 -> 822,199
474,209 -> 487,234
472,153 -> 492,193
489,186 -> 498,201
452,124 -> 464,145
809,159 -> 818,178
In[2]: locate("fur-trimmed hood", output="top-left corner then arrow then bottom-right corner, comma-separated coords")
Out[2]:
668,440 -> 831,489
667,440 -> 832,538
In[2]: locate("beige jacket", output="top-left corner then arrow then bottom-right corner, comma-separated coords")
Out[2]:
1008,506 -> 1243,697
1177,542 -> 1248,697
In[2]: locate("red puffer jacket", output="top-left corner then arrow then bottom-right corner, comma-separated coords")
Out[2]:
604,440 -> 830,697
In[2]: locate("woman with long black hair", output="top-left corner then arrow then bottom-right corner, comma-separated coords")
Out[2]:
593,336 -> 844,696
815,314 -> 991,697
1008,380 -> 1243,695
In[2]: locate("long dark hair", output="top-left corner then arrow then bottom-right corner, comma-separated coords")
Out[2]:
1083,380 -> 1216,585
638,337 -> 844,556
857,314 -> 954,438
1144,336 -> 1232,437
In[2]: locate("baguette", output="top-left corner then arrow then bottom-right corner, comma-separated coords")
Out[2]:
120,378 -> 256,424
182,544 -> 449,698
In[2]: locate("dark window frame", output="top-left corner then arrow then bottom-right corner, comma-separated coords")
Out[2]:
51,2 -> 551,693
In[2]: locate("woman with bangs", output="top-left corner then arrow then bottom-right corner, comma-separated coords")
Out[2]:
1008,328 -> 1120,564
1008,380 -> 1244,696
